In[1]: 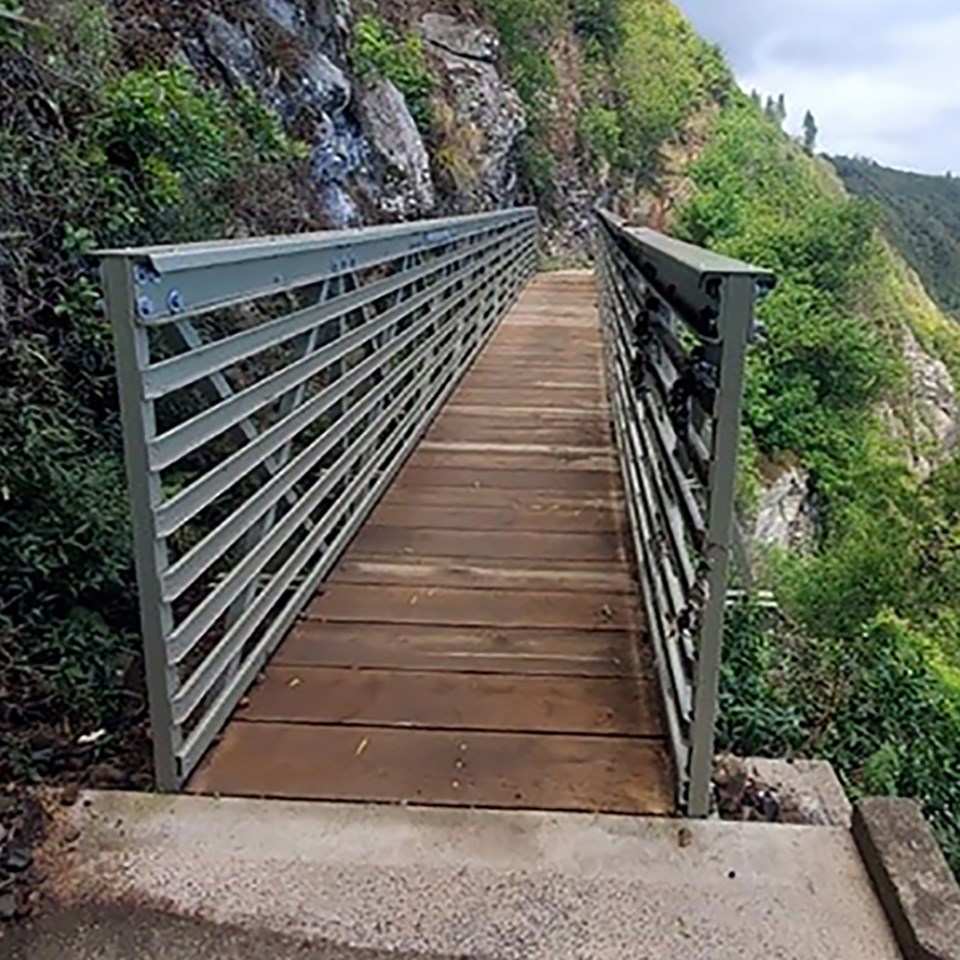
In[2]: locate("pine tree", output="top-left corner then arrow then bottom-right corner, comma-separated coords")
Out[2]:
750,89 -> 762,110
803,110 -> 818,153
765,96 -> 777,122
776,93 -> 787,125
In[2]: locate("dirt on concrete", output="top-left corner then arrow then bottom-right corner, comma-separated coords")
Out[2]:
2,904 -> 457,960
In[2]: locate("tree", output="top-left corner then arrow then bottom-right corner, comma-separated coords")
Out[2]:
776,93 -> 787,125
765,96 -> 777,122
750,89 -> 762,110
803,110 -> 818,153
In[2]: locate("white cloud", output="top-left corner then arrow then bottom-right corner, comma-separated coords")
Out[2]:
677,0 -> 960,173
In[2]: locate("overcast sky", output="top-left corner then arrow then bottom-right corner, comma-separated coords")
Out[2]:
676,0 -> 960,175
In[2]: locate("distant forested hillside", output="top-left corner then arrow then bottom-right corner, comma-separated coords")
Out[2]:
832,156 -> 960,319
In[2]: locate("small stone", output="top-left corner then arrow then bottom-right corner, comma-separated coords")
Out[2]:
88,763 -> 126,787
61,783 -> 80,806
727,869 -> 737,880
677,826 -> 693,848
0,891 -> 17,920
4,844 -> 32,873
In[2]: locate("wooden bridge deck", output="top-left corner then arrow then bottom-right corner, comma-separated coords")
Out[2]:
189,271 -> 674,815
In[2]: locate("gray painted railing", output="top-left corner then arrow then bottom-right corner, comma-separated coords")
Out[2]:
595,209 -> 774,815
101,209 -> 539,789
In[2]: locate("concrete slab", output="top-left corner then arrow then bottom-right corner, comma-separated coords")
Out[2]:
854,798 -> 960,960
35,793 -> 900,960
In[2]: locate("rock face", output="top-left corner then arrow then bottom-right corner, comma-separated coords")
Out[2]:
358,79 -> 435,217
753,465 -> 818,553
419,13 -> 526,209
881,327 -> 959,479
201,12 -> 261,89
191,5 -> 526,226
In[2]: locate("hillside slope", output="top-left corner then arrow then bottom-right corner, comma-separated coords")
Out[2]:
2,0 -> 959,873
832,155 -> 960,321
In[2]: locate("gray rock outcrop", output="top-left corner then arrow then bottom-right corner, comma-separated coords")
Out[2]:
753,465 -> 818,553
358,78 -> 435,217
419,13 -> 525,208
880,326 -> 959,479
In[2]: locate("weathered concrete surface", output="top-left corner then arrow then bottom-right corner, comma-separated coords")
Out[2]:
853,798 -> 960,960
748,758 -> 853,827
4,905 -> 451,960
31,793 -> 900,960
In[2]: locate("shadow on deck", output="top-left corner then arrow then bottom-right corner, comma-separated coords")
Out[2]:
188,272 -> 674,815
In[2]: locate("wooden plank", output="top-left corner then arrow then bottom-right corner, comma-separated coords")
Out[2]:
442,404 -> 607,419
276,621 -> 647,676
306,584 -> 638,630
365,503 -> 618,534
188,723 -> 674,815
408,450 -> 616,473
393,466 -> 619,494
451,388 -> 603,410
427,419 -> 612,447
381,486 -> 622,510
330,559 -> 633,593
347,527 -> 625,564
239,667 -> 664,737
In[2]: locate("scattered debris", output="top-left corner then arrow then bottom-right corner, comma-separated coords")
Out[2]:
678,826 -> 693,848
354,737 -> 369,757
76,729 -> 106,746
0,789 -> 48,926
714,755 -> 784,823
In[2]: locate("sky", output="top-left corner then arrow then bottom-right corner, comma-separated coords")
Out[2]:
676,0 -> 960,175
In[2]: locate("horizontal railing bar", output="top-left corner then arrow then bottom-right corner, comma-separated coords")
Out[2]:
608,349 -> 694,723
606,333 -> 690,777
177,248 -> 533,772
604,247 -> 712,482
154,235 -> 526,544
171,334 -> 461,721
141,221 -> 529,400
167,295 -> 470,662
168,238 -> 533,664
148,228 -> 527,472
603,252 -> 705,565
160,243 -> 521,601
173,250 -> 532,735
107,209 -> 536,326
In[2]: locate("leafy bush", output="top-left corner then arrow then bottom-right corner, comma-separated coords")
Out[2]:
481,0 -> 561,124
682,90 -> 960,876
351,14 -> 436,130
579,105 -> 623,170
612,0 -> 733,168
720,604 -> 960,875
0,3 -> 306,779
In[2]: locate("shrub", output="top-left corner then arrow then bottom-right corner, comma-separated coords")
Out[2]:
579,105 -> 623,170
0,4 -> 307,778
351,14 -> 436,131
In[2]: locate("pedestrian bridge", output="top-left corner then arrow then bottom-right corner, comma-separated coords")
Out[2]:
101,208 -> 773,818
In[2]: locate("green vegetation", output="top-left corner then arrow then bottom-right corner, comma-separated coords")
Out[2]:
676,94 -> 960,873
351,14 -> 436,130
483,0 -> 734,202
0,1 -> 305,779
833,155 -> 960,320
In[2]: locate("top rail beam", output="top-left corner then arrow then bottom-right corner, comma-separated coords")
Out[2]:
98,208 -> 537,325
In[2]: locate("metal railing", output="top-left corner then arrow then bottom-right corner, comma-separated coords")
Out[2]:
101,209 -> 539,789
595,209 -> 774,815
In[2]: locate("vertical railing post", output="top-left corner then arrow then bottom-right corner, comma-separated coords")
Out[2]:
101,256 -> 181,790
687,274 -> 756,817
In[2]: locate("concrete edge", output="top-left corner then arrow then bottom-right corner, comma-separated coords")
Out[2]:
852,797 -> 960,960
